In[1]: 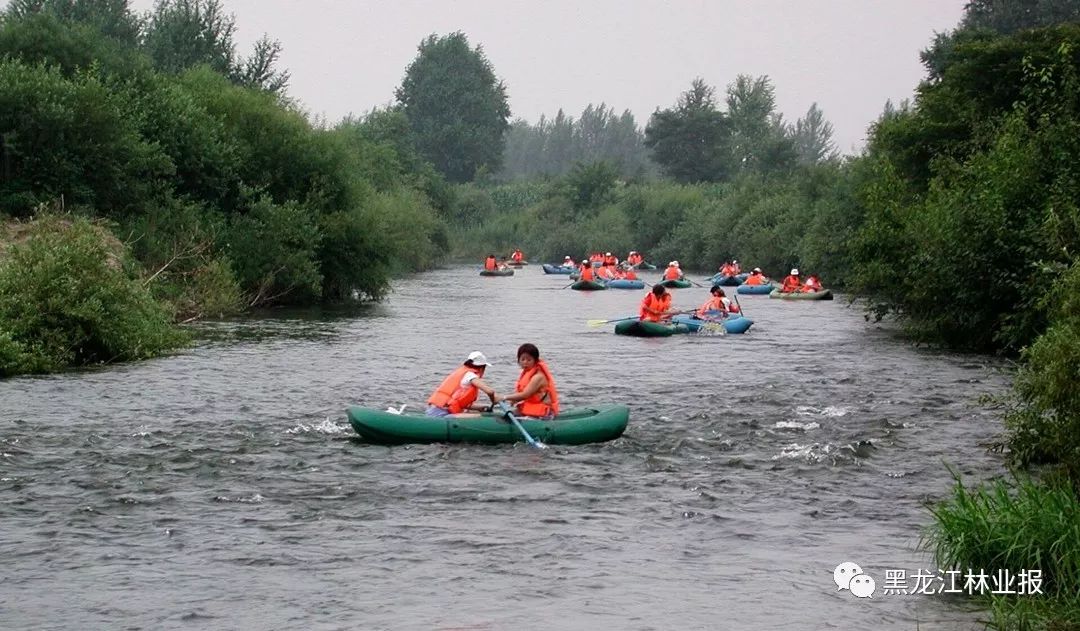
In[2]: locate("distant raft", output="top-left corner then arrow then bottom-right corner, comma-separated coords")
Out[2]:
658,279 -> 692,289
671,314 -> 754,334
542,263 -> 574,274
613,319 -> 690,337
479,268 -> 514,277
711,274 -> 743,286
571,280 -> 607,291
606,278 -> 646,289
769,289 -> 834,300
737,284 -> 773,294
347,405 -> 629,446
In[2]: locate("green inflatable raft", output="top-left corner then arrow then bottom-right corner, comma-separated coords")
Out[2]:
571,280 -> 607,291
479,268 -> 514,277
769,289 -> 833,300
346,405 -> 629,445
659,278 -> 692,289
613,319 -> 690,337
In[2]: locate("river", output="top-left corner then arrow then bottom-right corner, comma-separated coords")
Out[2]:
0,265 -> 1011,630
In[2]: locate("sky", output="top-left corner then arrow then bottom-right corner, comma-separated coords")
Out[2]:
128,0 -> 968,154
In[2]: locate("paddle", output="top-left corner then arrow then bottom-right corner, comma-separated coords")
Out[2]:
732,292 -> 746,318
586,314 -> 639,327
498,401 -> 547,450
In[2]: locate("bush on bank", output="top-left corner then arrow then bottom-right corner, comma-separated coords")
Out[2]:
0,214 -> 188,377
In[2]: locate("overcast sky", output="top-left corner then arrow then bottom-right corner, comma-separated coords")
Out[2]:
129,0 -> 967,154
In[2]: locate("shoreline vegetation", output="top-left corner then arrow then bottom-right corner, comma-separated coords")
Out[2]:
2,1 -> 1079,628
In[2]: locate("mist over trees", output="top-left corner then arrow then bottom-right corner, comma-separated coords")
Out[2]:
644,75 -> 836,183
499,104 -> 655,181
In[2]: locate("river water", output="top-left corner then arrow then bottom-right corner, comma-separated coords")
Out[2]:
0,265 -> 1011,630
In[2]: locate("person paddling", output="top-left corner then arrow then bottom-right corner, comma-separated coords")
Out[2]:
426,351 -> 498,417
780,268 -> 802,293
495,343 -> 559,419
640,284 -> 677,322
663,261 -> 683,281
696,285 -> 739,319
744,267 -> 768,285
578,257 -> 597,282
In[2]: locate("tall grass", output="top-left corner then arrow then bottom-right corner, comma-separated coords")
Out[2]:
925,473 -> 1080,630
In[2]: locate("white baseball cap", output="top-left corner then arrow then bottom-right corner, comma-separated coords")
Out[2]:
753,267 -> 762,273
466,351 -> 493,366
606,252 -> 612,256
564,255 -> 572,259
791,268 -> 799,275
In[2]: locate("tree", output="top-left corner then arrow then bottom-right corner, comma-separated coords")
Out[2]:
791,103 -> 838,164
644,78 -> 733,183
395,32 -> 510,183
143,0 -> 288,93
725,74 -> 797,174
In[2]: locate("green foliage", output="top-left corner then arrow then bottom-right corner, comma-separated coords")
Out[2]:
1007,263 -> 1080,481
925,473 -> 1080,630
0,214 -> 186,376
0,58 -> 169,217
561,161 -> 620,212
396,32 -> 510,182
226,196 -> 321,306
3,0 -> 143,46
143,0 -> 288,93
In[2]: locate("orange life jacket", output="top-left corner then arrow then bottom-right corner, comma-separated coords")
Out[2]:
597,266 -> 616,280
580,263 -> 595,281
745,273 -> 766,285
484,257 -> 497,271
697,296 -> 725,318
801,277 -> 823,292
590,253 -> 603,263
663,266 -> 682,281
628,253 -> 642,265
511,250 -> 523,262
720,264 -> 736,276
604,255 -> 617,266
427,366 -> 480,414
781,275 -> 801,293
623,269 -> 638,280
640,292 -> 672,322
515,360 -> 559,417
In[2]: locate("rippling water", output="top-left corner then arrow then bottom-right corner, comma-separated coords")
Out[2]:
0,265 -> 1011,630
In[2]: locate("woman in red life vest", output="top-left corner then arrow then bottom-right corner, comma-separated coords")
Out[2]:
604,252 -> 618,266
627,251 -> 642,266
640,284 -> 675,322
801,274 -> 823,292
663,261 -> 683,281
511,249 -> 524,263
426,351 -> 497,417
719,261 -> 736,277
744,267 -> 768,285
484,254 -> 498,271
780,268 -> 802,293
596,264 -> 617,280
495,343 -> 559,419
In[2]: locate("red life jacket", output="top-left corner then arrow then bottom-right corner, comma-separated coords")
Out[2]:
697,296 -> 725,318
427,366 -> 480,414
623,269 -> 638,280
781,275 -> 801,293
720,264 -> 735,276
484,257 -> 497,271
597,266 -> 616,280
580,263 -> 595,281
745,273 -> 766,286
511,250 -> 524,262
640,292 -> 672,322
663,266 -> 681,281
802,277 -> 823,292
515,360 -> 559,417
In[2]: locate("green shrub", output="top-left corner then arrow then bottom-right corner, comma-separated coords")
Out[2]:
0,214 -> 186,376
